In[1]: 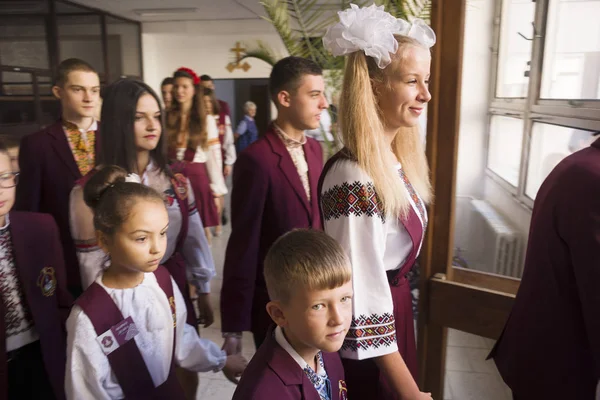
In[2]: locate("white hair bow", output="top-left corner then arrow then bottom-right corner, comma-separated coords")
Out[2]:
323,3 -> 436,69
125,173 -> 142,184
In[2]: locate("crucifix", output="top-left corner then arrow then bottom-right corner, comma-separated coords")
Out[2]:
226,41 -> 251,72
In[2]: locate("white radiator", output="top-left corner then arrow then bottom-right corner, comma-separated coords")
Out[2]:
454,199 -> 523,278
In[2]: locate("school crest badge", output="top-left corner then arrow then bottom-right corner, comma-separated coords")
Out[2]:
339,380 -> 348,400
101,336 -> 114,348
171,174 -> 188,201
37,267 -> 57,297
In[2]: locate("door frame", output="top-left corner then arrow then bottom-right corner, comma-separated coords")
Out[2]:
416,0 -> 520,397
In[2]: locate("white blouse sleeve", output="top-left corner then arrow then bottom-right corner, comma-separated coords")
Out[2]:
65,305 -> 113,400
223,115 -> 237,165
172,277 -> 227,372
203,147 -> 228,196
69,185 -> 107,290
181,180 -> 216,293
320,160 -> 398,360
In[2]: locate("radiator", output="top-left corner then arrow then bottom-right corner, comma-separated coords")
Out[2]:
454,199 -> 523,278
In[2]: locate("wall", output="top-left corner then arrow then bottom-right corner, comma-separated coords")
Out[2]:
141,19 -> 288,99
453,0 -> 532,272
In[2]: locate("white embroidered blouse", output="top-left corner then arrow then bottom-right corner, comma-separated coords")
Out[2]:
69,161 -> 216,292
320,159 -> 427,360
65,271 -> 227,400
175,115 -> 235,197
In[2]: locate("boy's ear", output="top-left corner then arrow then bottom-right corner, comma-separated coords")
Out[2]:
51,85 -> 62,100
266,301 -> 288,327
276,90 -> 291,109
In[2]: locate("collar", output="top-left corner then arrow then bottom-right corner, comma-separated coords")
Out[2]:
63,119 -> 98,133
273,123 -> 307,149
140,159 -> 157,186
274,326 -> 325,376
0,214 -> 9,231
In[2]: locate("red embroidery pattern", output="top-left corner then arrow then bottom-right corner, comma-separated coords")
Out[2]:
342,313 -> 397,351
398,168 -> 427,229
321,181 -> 385,223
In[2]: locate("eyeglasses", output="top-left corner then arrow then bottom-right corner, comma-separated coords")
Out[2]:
0,172 -> 19,188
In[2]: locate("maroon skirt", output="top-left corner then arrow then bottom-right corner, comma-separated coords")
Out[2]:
342,271 -> 417,400
185,162 -> 219,228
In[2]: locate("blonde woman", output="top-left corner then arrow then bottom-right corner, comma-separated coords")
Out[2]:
319,4 -> 435,400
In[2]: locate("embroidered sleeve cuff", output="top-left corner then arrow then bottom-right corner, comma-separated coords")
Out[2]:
340,313 -> 399,360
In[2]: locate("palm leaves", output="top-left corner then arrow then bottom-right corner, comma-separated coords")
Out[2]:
244,0 -> 431,68
375,0 -> 432,21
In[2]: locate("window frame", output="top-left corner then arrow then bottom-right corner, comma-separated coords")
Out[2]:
485,0 -> 600,208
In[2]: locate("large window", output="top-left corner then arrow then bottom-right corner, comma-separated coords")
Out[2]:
487,0 -> 600,204
0,0 -> 142,131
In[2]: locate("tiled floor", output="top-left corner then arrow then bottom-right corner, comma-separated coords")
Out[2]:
195,192 -> 512,399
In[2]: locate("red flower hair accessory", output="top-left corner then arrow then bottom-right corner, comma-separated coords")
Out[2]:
176,67 -> 200,85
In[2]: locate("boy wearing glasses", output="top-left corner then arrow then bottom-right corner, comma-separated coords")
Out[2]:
0,140 -> 72,400
15,58 -> 100,297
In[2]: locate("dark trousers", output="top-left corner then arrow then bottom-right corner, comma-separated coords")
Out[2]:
8,340 -> 55,399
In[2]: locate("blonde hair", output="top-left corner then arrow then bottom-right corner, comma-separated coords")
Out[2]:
339,35 -> 432,218
264,229 -> 351,304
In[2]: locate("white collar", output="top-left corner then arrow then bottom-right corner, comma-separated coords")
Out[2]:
0,214 -> 9,230
64,120 -> 98,133
274,326 -> 325,375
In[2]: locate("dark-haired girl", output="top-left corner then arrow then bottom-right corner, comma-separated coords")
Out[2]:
167,68 -> 224,242
65,166 -> 246,399
69,78 -> 216,396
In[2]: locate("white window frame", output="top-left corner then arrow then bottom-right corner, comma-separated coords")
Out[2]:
486,0 -> 600,209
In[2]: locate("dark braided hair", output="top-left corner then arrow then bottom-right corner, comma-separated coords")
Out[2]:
83,165 -> 164,236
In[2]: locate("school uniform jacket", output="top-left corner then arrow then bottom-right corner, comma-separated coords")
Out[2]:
490,138 -> 600,399
0,211 -> 72,400
232,327 -> 347,400
220,125 -> 323,340
15,120 -> 100,291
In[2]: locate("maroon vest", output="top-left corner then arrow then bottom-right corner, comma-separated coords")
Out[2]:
75,266 -> 186,399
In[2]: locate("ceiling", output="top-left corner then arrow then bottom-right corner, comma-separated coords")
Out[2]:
68,0 -> 267,22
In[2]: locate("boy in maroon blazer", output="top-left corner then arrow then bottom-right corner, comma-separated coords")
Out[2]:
490,135 -> 600,399
220,57 -> 328,351
0,140 -> 72,400
15,58 -> 100,297
233,230 -> 350,400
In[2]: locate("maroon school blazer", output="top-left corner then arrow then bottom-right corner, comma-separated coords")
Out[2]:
220,125 -> 323,341
490,138 -> 600,399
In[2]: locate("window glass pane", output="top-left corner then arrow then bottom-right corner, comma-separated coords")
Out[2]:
495,0 -> 536,98
0,71 -> 36,124
540,0 -> 600,100
0,16 -> 49,69
57,14 -> 104,74
487,115 -> 524,186
106,17 -> 142,78
525,123 -> 597,198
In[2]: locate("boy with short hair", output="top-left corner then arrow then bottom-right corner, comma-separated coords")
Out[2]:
16,58 -> 100,297
233,229 -> 351,400
221,56 -> 328,352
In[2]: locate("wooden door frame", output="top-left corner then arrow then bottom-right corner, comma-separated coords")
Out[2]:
416,0 -> 518,397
